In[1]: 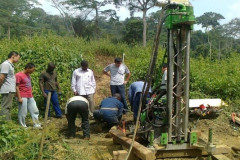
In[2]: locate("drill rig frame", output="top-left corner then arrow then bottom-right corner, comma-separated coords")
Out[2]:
139,0 -> 197,152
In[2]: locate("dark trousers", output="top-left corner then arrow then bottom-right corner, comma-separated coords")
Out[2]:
133,92 -> 142,122
44,90 -> 62,117
0,93 -> 14,120
93,110 -> 121,128
67,101 -> 90,138
110,85 -> 128,110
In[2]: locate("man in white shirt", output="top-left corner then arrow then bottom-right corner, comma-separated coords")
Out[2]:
152,63 -> 167,103
71,60 -> 96,117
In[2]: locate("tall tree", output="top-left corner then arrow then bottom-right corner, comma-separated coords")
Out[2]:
196,12 -> 225,31
62,0 -> 112,38
122,0 -> 157,47
147,10 -> 167,42
51,0 -> 76,35
26,8 -> 47,28
191,30 -> 208,51
122,18 -> 143,44
196,12 -> 225,59
0,0 -> 37,40
224,18 -> 240,39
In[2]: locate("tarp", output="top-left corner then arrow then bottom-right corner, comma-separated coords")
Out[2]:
189,99 -> 223,108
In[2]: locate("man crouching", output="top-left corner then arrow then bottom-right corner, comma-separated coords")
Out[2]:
93,93 -> 124,129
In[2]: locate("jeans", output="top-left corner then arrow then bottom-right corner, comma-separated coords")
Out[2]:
93,110 -> 120,127
110,85 -> 128,110
18,98 -> 40,127
44,90 -> 62,117
0,93 -> 14,120
81,94 -> 94,117
133,92 -> 142,122
67,101 -> 90,138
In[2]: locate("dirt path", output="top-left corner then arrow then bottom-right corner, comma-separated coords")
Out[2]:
51,55 -> 122,160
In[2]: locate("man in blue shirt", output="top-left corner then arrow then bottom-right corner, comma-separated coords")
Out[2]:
93,93 -> 124,127
128,81 -> 151,121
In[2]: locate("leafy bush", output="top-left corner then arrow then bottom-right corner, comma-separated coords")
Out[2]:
190,54 -> 240,102
1,34 -> 240,159
126,45 -> 164,85
0,35 -> 86,110
0,119 -> 66,159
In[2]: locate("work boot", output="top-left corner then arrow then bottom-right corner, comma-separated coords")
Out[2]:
95,120 -> 104,132
67,133 -> 75,139
83,137 -> 90,140
55,115 -> 63,119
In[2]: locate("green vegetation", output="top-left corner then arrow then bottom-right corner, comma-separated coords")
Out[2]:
0,117 -> 65,159
0,32 -> 239,158
1,0 -> 240,58
0,35 -> 159,159
190,54 -> 240,111
0,1 -> 240,159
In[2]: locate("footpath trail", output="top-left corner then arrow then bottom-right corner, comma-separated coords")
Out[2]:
50,55 -> 122,160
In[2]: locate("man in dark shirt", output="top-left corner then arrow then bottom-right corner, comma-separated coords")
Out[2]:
39,62 -> 62,118
93,93 -> 124,128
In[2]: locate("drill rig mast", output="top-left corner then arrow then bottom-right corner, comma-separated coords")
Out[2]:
139,0 -> 196,149
165,0 -> 195,146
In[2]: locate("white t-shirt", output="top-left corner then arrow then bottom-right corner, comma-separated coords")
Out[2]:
65,96 -> 89,114
161,70 -> 167,90
104,63 -> 130,85
0,60 -> 16,93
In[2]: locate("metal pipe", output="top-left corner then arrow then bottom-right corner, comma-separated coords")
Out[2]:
208,128 -> 213,160
149,130 -> 154,146
184,29 -> 191,141
208,128 -> 213,144
168,29 -> 174,142
176,29 -> 183,142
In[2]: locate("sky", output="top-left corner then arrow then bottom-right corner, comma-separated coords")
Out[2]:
37,0 -> 240,25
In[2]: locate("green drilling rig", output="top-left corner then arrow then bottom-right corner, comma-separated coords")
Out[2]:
138,0 -> 199,156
